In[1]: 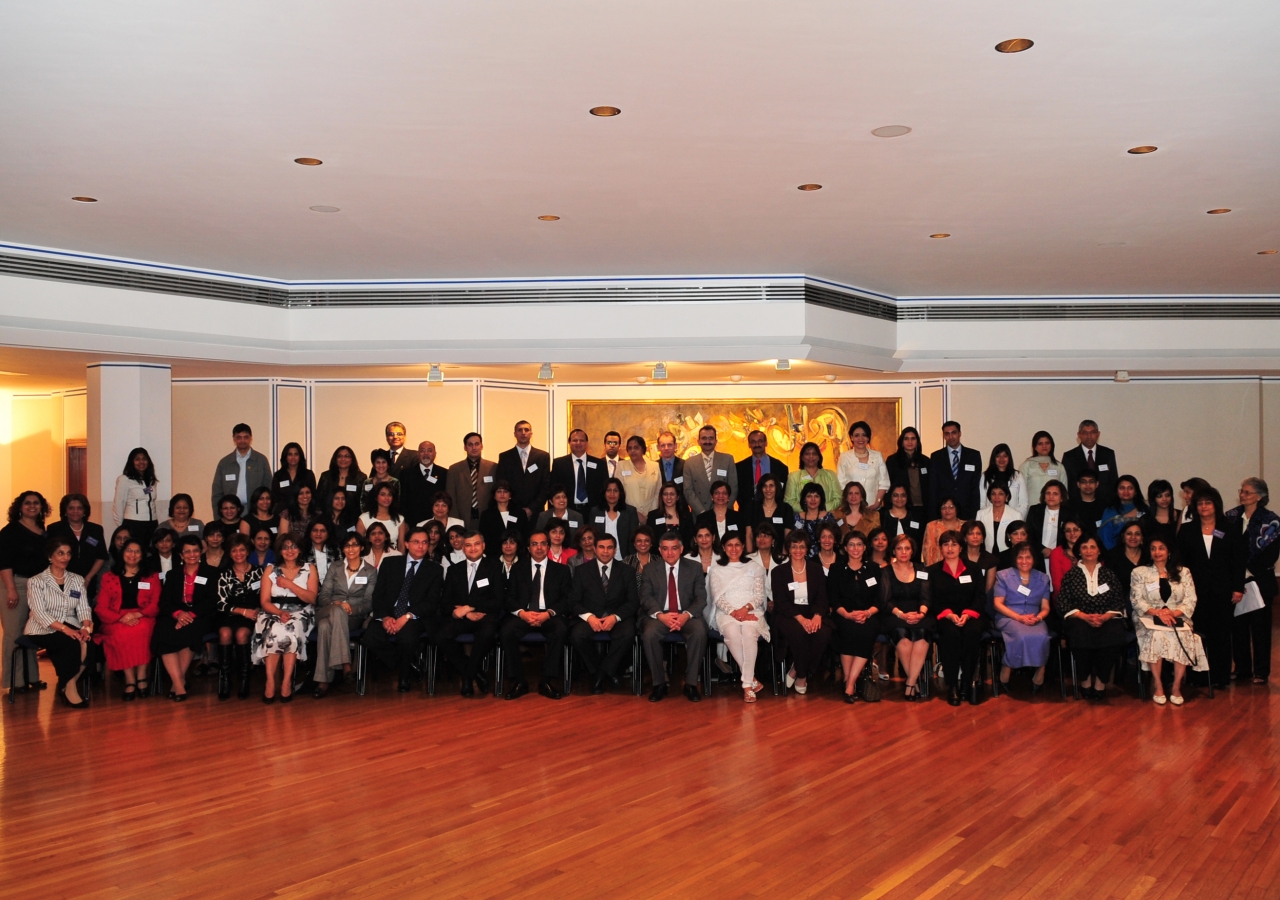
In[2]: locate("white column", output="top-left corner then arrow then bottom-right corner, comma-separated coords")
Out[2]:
87,363 -> 172,525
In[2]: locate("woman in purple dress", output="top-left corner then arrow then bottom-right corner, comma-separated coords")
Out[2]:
993,542 -> 1052,692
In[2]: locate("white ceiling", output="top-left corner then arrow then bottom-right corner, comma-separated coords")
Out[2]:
2,1 -> 1278,298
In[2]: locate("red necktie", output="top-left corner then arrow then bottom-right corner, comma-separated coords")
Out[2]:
667,566 -> 679,613
754,458 -> 762,486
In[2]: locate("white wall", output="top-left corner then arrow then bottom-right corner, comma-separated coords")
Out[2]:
171,381 -> 272,519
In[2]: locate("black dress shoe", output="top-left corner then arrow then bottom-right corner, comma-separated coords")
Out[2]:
948,687 -> 962,707
397,678 -> 412,693
473,672 -> 489,693
312,684 -> 330,699
591,674 -> 606,694
683,685 -> 702,702
460,681 -> 475,697
538,681 -> 561,700
262,693 -> 275,704
844,691 -> 858,704
649,683 -> 668,703
21,680 -> 48,692
606,674 -> 621,689
1031,681 -> 1044,695
505,681 -> 530,701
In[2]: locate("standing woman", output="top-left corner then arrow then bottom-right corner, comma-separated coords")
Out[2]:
312,533 -> 377,698
281,485 -> 318,541
771,531 -> 831,695
357,484 -> 406,550
747,474 -> 794,543
315,446 -> 365,507
992,544 -> 1052,691
591,478 -> 640,556
239,487 -> 281,539
695,481 -> 749,552
361,449 -> 400,514
324,489 -> 358,537
158,494 -> 203,538
880,485 -> 925,551
828,531 -> 882,703
112,448 -> 160,546
930,531 -> 987,705
996,522 -> 1030,572
95,537 -> 160,699
1176,487 -> 1245,689
1019,431 -> 1063,507
835,421 -> 890,512
1131,537 -> 1207,704
646,482 -> 693,551
216,534 -> 262,700
253,534 -> 319,703
151,534 -> 219,700
784,442 -> 841,510
1,491 -> 50,693
535,486 -> 584,536
981,444 -> 1029,519
1057,535 -> 1127,700
616,436 -> 661,518
922,497 -> 962,566
885,427 -> 931,516
481,481 -> 528,551
47,494 -> 109,591
880,534 -> 933,700
1049,519 -> 1085,599
1143,479 -> 1179,549
496,529 -> 522,578
1099,475 -> 1148,550
1026,480 -> 1068,570
960,521 -> 999,594
708,533 -> 769,702
426,491 -> 466,532
1106,522 -> 1150,605
271,442 -> 316,514
794,483 -> 836,555
1226,478 -> 1279,684
150,527 -> 177,579
835,482 -> 879,541
568,527 -> 598,573
976,484 -> 1015,553
23,537 -> 93,707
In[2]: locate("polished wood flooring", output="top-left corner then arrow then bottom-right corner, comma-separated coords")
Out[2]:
2,643 -> 1279,900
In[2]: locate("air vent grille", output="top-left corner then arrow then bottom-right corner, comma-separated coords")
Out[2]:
898,302 -> 1280,321
803,284 -> 898,322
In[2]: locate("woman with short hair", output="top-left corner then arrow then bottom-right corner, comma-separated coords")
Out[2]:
481,480 -> 529,552
784,441 -> 842,510
1058,534 -> 1128,700
1176,486 -> 1246,688
929,530 -> 987,705
615,436 -> 661,518
922,496 -> 962,566
361,449 -> 400,514
694,480 -> 748,553
976,483 -> 1015,553
151,534 -> 220,701
253,533 -> 319,703
835,421 -> 890,512
313,532 -> 377,698
771,530 -> 831,695
535,485 -> 584,536
362,521 -> 401,571
992,542 -> 1052,692
1226,477 -> 1279,684
794,483 -> 836,556
23,536 -> 93,707
158,493 -> 203,538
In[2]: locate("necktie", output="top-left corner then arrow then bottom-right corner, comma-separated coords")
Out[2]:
532,562 -> 543,610
754,458 -> 762,487
951,449 -> 959,479
1087,449 -> 1095,470
394,560 -> 418,617
600,563 -> 610,592
520,447 -> 528,471
664,459 -> 673,481
470,461 -> 480,515
468,561 -> 477,591
390,449 -> 398,464
667,565 -> 679,613
704,454 -> 714,483
576,459 -> 588,503
608,458 -> 616,477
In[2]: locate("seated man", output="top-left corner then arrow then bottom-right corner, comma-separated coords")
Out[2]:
362,526 -> 442,692
568,534 -> 639,694
437,531 -> 506,696
640,530 -> 709,702
500,530 -> 572,700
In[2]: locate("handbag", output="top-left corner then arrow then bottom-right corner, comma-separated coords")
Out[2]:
860,668 -> 882,702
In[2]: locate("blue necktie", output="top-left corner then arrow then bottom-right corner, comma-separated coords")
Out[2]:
951,449 -> 959,479
576,459 -> 588,503
394,560 -> 418,617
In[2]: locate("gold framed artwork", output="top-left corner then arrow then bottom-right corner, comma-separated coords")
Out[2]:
567,398 -> 902,470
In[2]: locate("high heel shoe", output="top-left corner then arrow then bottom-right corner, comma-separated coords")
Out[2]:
136,680 -> 149,698
122,684 -> 137,702
262,692 -> 276,704
1030,681 -> 1044,695
60,684 -> 88,709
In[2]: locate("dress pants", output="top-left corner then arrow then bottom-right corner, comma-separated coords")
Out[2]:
1194,595 -> 1234,687
499,614 -> 568,683
717,618 -> 763,688
438,614 -> 500,682
313,604 -> 369,683
773,616 -> 833,679
29,629 -> 88,683
641,615 -> 707,687
2,575 -> 38,687
1232,601 -> 1272,680
935,617 -> 984,688
569,617 -> 637,677
362,617 -> 425,681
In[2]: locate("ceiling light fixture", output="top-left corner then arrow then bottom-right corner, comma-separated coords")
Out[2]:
309,205 -> 339,213
871,125 -> 912,138
930,233 -> 951,239
1127,146 -> 1158,154
775,359 -> 791,371
537,215 -> 560,221
797,184 -> 822,191
589,106 -> 621,117
995,38 -> 1034,53
1259,250 -> 1278,255
1114,370 -> 1131,383
730,375 -> 743,382
294,157 -> 323,166
71,196 -> 97,203
1207,208 -> 1232,215
823,374 -> 837,382
652,362 -> 668,380
426,364 -> 444,383
636,376 -> 649,384
538,363 -> 554,380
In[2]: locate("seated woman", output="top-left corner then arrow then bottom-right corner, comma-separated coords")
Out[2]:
794,483 -> 836,555
834,481 -> 879,541
239,487 -> 280,539
357,483 -> 406,550
1058,534 -> 1127,700
622,525 -> 656,590
253,533 -> 319,703
158,492 -> 204,538
1098,474 -> 1148,550
24,536 -> 94,708
828,531 -> 882,703
535,485 -> 585,536
930,530 -> 987,706
770,530 -> 831,695
996,521 -> 1029,571
708,532 -> 769,702
746,474 -> 794,544
880,534 -> 933,701
645,482 -> 693,551
361,449 -> 400,514
424,490 -> 465,532
95,537 -> 160,700
313,532 -> 377,698
695,480 -> 749,551
592,477 -> 640,556
992,543 -> 1052,692
305,520 -> 339,585
922,496 -> 962,566
215,534 -> 262,700
813,521 -> 842,575
480,481 -> 529,551
248,527 -> 276,569
495,528 -> 521,578
150,534 -> 220,701
1131,536 -> 1206,704
362,521 -> 401,571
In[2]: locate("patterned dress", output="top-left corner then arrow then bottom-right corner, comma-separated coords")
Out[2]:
251,563 -> 315,662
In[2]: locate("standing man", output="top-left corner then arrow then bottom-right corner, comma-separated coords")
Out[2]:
499,530 -> 572,700
682,425 -> 738,517
400,441 -> 446,527
551,429 -> 606,517
495,420 -> 551,521
1062,420 -> 1119,506
437,532 -> 505,697
362,526 -> 442,692
210,423 -> 271,520
383,422 -> 419,476
568,534 -> 639,694
446,433 -> 497,530
602,432 -> 624,479
736,429 -> 789,509
639,531 -> 709,702
655,431 -> 685,492
928,421 -> 982,518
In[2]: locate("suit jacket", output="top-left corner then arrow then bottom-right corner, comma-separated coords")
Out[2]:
442,555 -> 507,618
316,560 -> 378,619
735,454 -> 789,507
654,455 -> 686,493
682,451 -> 739,516
369,554 -> 443,622
570,558 -> 640,621
771,559 -> 829,619
495,445 -> 552,516
211,449 -> 272,518
928,445 -> 983,519
387,447 -> 420,477
639,556 -> 708,618
1176,519 -> 1246,609
1062,444 -> 1119,506
399,461 -> 447,527
551,453 -> 607,511
587,505 -> 641,556
1026,503 -> 1065,561
507,556 -> 573,616
445,458 -> 499,525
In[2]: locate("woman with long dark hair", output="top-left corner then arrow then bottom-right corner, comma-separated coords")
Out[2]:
1176,486 -> 1246,689
1099,475 -> 1149,550
981,443 -> 1028,519
885,427 -> 931,514
1131,536 -> 1206,704
271,442 -> 316,513
1,491 -> 51,693
315,446 -> 365,506
1019,431 -> 1064,506
784,442 -> 841,510
47,493 -> 109,589
112,447 -> 160,546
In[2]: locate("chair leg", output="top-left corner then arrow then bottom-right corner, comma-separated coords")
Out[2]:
426,644 -> 437,696
1069,651 -> 1080,700
631,639 -> 641,696
494,647 -> 504,697
355,644 -> 367,696
8,648 -> 17,704
769,641 -> 779,696
564,647 -> 574,695
1056,643 -> 1067,699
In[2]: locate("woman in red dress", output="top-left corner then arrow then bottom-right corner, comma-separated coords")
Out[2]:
94,537 -> 161,699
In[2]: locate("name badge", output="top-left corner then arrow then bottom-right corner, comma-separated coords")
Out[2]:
858,462 -> 869,469
586,461 -> 597,470
527,463 -> 539,473
279,479 -> 290,488
959,574 -> 973,584
772,516 -> 784,523
1047,469 -> 1059,476
354,576 -> 368,585
345,484 -> 357,491
225,474 -> 237,481
964,464 -> 976,472
568,521 -> 578,528
619,470 -> 630,476
139,581 -> 152,590
70,589 -> 82,599
917,571 -> 929,581
1016,584 -> 1031,596
270,527 -> 278,533
195,576 -> 208,585
476,578 -> 489,588
364,483 -> 373,491
85,536 -> 99,546
427,475 -> 438,483
250,581 -> 261,590
909,521 -> 920,529
654,517 -> 666,524
347,526 -> 357,532
920,467 -> 928,474
1212,529 -> 1225,539
189,525 -> 200,531
1095,520 -> 1103,527
483,476 -> 494,483
865,577 -> 878,587
1098,464 -> 1110,472
727,524 -> 738,531
717,468 -> 727,476
595,516 -> 606,523
673,476 -> 683,484
503,513 -> 517,524
1147,582 -> 1160,594
1097,583 -> 1110,594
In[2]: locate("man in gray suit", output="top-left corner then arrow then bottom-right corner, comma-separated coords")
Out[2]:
640,530 -> 709,702
682,425 -> 739,517
445,432 -> 498,529
210,423 -> 271,519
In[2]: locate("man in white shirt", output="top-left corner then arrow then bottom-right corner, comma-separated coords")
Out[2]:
401,440 -> 446,527
495,420 -> 551,519
568,534 -> 639,693
603,431 -> 623,478
384,421 -> 419,475
499,531 -> 572,700
551,429 -> 605,516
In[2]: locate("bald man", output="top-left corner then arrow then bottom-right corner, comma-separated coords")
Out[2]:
400,440 -> 446,527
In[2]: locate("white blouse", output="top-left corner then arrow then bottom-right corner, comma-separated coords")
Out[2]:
835,449 -> 890,507
707,560 -> 770,640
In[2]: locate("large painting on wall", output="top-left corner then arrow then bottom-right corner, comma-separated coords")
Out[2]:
567,398 -> 902,470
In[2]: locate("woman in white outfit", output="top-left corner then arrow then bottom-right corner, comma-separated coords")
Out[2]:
707,532 -> 769,702
834,421 -> 890,512
615,436 -> 661,518
1130,536 -> 1207,705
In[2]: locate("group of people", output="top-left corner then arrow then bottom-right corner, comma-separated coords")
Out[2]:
1,416 -> 1272,710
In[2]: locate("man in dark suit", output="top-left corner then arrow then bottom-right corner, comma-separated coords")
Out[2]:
568,534 -> 639,693
384,421 -> 420,476
362,526 -> 443,692
400,440 -> 447,527
445,432 -> 498,529
499,530 -> 571,700
437,531 -> 506,696
551,428 -> 606,517
1062,419 -> 1119,506
736,429 -> 789,509
654,430 -> 685,491
928,421 -> 983,518
495,420 -> 551,521
639,530 -> 709,702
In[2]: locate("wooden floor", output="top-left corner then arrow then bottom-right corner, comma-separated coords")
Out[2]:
2,643 -> 1279,900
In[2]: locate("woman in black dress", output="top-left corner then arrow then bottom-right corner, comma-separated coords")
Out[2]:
1106,521 -> 1150,614
270,442 -> 317,514
1058,534 -> 1128,700
930,529 -> 988,705
239,487 -> 281,540
885,426 -> 931,514
828,531 -> 883,703
747,474 -> 794,545
0,491 -> 51,693
645,482 -> 693,551
151,534 -> 220,701
880,533 -> 933,700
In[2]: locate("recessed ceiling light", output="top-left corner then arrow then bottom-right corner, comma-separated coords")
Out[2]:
589,106 -> 621,117
1207,208 -> 1232,214
995,38 -> 1034,53
871,125 -> 912,138
71,196 -> 97,202
797,184 -> 822,191
1259,250 -> 1278,255
1127,146 -> 1158,154
930,233 -> 951,239
538,215 -> 560,221
309,205 -> 339,213
294,157 -> 323,166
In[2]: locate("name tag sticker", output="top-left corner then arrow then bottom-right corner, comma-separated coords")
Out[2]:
920,467 -> 928,474
354,576 -> 368,585
1212,529 -> 1225,539
619,470 -> 630,476
959,574 -> 973,584
865,577 -> 878,587
917,571 -> 929,580
70,589 -> 82,599
225,474 -> 237,481
674,476 -> 683,484
568,521 -> 578,528
1017,584 -> 1032,596
85,536 -> 99,546
189,525 -> 200,531
1097,583 -> 1110,594
139,581 -> 151,590
595,516 -> 605,523
586,461 -> 597,470
346,484 -> 357,491
1096,520 -> 1103,527
964,464 -> 976,472
278,479 -> 290,488
717,468 -> 727,476
909,521 -> 920,529
250,581 -> 261,590
1148,582 -> 1160,594
483,476 -> 494,483
427,475 -> 438,483
270,527 -> 277,533
503,513 -> 517,524
364,483 -> 373,491
654,517 -> 665,524
1047,469 -> 1059,476
1098,464 -> 1110,472
476,578 -> 489,588
194,575 -> 208,585
772,516 -> 784,523
789,582 -> 809,604
727,524 -> 738,531
347,526 -> 357,532
527,463 -> 538,473
858,462 -> 869,469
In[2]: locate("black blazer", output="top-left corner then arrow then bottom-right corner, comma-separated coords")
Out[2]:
399,462 -> 447,528
479,505 -> 530,552
928,445 -> 983,519
695,508 -> 750,546
1176,519 -> 1246,611
495,446 -> 552,517
1061,444 -> 1119,506
587,505 -> 641,556
771,559 -> 829,619
157,563 -> 221,624
1025,503 -> 1062,560
507,556 -> 573,616
551,454 -> 607,511
879,510 -> 926,558
570,558 -> 640,621
646,507 -> 694,551
441,555 -> 507,617
270,468 -> 317,514
46,520 -> 108,581
885,451 -> 932,511
735,455 -> 790,506
388,447 -> 420,477
654,456 -> 686,494
369,554 -> 443,622
927,561 -> 987,620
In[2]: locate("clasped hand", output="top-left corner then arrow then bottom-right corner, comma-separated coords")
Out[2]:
175,611 -> 195,629
587,614 -> 616,632
381,613 -> 411,635
519,610 -> 549,625
795,614 -> 822,634
658,611 -> 690,630
728,607 -> 757,623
